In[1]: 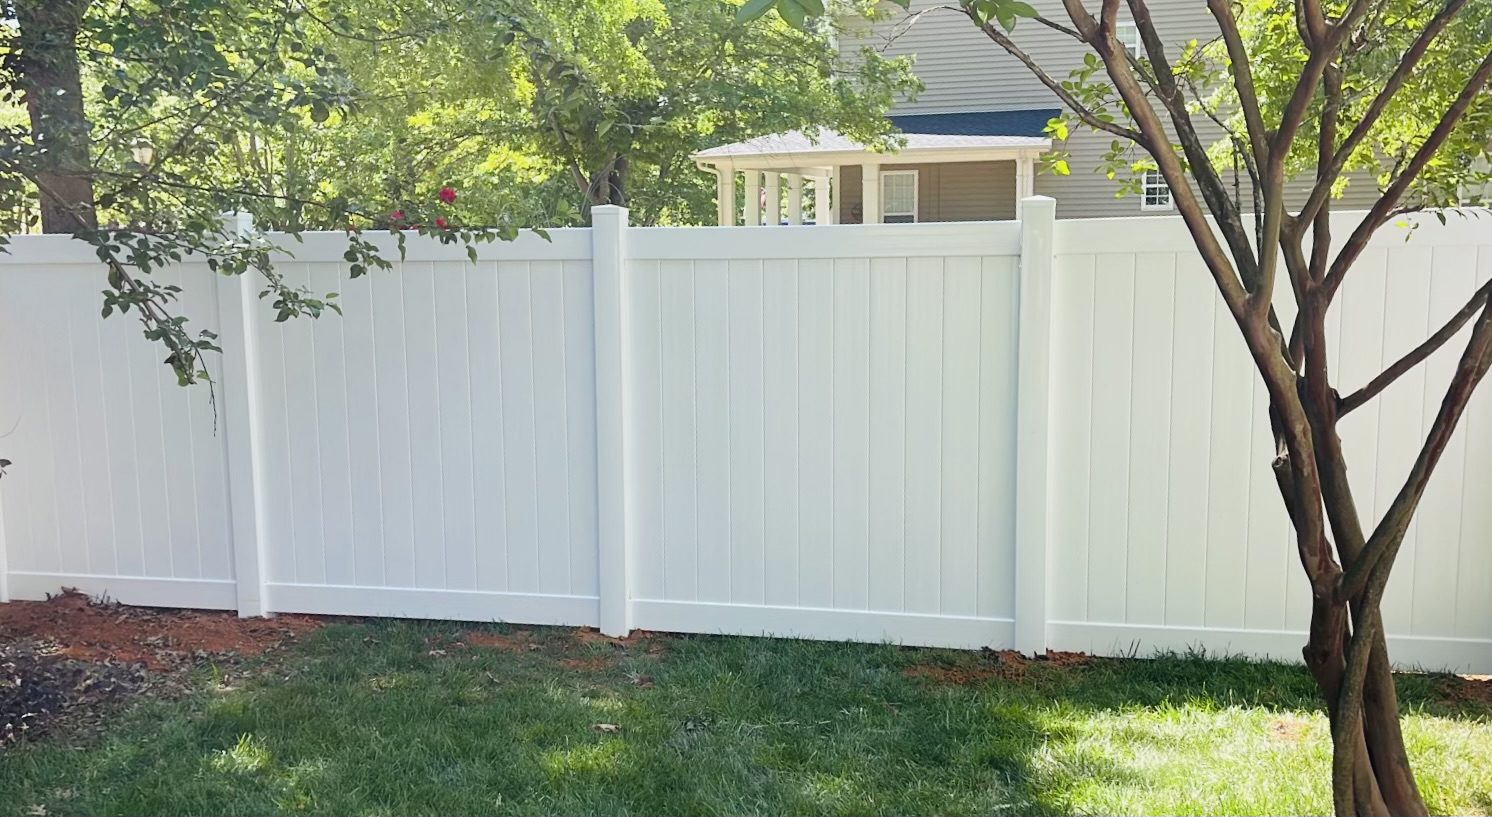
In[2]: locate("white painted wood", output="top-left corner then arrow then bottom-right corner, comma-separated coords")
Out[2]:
743,171 -> 761,227
861,163 -> 881,224
716,169 -> 735,226
1013,197 -> 1055,652
765,173 -> 782,226
591,205 -> 631,636
787,174 -> 804,225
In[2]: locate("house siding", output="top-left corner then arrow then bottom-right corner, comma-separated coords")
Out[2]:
836,161 -> 1017,223
844,0 -> 1381,218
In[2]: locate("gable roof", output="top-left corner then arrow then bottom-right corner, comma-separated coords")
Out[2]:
693,107 -> 1055,162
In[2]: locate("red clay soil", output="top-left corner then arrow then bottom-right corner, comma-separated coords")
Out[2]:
0,590 -> 322,670
902,648 -> 1095,686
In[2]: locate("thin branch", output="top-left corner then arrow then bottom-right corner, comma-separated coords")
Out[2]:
1339,300 -> 1492,601
1205,0 -> 1270,167
1323,47 -> 1492,302
1296,0 -> 1472,229
971,20 -> 1144,143
1128,0 -> 1259,289
1339,277 -> 1492,415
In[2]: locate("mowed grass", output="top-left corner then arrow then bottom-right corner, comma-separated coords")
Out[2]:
1,620 -> 1490,816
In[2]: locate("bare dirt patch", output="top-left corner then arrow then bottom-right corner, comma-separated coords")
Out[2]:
1268,717 -> 1311,743
1437,674 -> 1492,709
460,630 -> 536,653
1,590 -> 324,750
0,590 -> 322,671
902,649 -> 1095,687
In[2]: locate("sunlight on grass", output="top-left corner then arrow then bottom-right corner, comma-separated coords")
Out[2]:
1,620 -> 1487,816
209,734 -> 272,776
539,740 -> 627,781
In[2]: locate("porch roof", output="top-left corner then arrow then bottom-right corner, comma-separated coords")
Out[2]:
693,108 -> 1055,169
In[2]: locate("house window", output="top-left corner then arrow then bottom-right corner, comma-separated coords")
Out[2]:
1141,169 -> 1174,211
1116,21 -> 1142,58
881,170 -> 918,223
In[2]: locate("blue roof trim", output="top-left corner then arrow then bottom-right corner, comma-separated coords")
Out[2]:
888,109 -> 1060,138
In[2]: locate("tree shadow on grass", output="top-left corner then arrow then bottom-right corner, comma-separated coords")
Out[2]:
1,621 -> 1487,816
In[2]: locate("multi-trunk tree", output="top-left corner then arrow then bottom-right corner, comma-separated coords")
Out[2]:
740,0 -> 1492,814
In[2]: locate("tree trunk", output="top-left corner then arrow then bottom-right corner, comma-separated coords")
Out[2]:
15,0 -> 98,233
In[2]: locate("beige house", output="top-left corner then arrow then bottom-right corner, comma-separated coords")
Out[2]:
694,0 -> 1377,225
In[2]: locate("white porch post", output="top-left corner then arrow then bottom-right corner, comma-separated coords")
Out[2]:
743,170 -> 761,226
811,174 -> 832,225
786,174 -> 804,225
1015,154 -> 1037,216
825,170 -> 840,225
765,172 -> 782,226
716,167 -> 736,226
861,163 -> 881,224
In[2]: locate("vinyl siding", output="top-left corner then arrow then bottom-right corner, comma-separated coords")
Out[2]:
844,0 -> 1383,218
836,161 -> 1017,223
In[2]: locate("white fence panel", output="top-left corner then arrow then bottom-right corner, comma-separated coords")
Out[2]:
623,224 -> 1025,648
0,247 -> 235,608
1046,215 -> 1492,671
2,208 -> 1489,672
249,233 -> 602,625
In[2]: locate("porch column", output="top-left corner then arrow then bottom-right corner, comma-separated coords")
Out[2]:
765,172 -> 782,226
786,174 -> 804,225
743,170 -> 761,226
1015,154 -> 1036,216
861,163 -> 881,225
717,167 -> 736,226
822,171 -> 838,225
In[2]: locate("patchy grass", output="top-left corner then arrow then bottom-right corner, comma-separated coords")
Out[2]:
0,619 -> 1489,816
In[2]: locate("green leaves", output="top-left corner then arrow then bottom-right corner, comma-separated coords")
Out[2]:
964,0 -> 1037,31
735,0 -> 828,27
736,0 -> 777,23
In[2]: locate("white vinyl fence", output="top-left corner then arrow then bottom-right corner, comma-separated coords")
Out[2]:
1,200 -> 1489,672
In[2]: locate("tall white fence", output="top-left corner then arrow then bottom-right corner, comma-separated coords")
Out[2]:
1,201 -> 1488,672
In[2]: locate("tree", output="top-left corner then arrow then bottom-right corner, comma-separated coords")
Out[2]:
1,0 -> 499,387
234,0 -> 915,226
746,1 -> 1492,814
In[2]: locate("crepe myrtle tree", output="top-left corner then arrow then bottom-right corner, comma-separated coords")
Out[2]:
750,0 -> 1492,814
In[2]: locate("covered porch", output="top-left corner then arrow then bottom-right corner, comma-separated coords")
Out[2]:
692,111 -> 1053,226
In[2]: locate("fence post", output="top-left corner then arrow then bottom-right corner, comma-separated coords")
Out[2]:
1014,196 -> 1056,655
591,205 -> 632,637
216,212 -> 272,617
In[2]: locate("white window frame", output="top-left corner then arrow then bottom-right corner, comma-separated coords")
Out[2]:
1116,21 -> 1143,58
1140,168 -> 1174,211
881,169 -> 919,223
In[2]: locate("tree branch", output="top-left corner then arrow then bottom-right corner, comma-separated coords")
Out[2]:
1339,277 -> 1492,415
1323,47 -> 1492,303
971,20 -> 1144,144
1339,299 -> 1492,601
1205,0 -> 1270,168
1295,0 -> 1471,229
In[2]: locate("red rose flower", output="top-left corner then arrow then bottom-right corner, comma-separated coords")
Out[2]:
435,216 -> 449,229
389,209 -> 405,222
438,186 -> 457,204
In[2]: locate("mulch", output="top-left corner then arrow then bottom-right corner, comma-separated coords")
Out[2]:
0,589 -> 324,750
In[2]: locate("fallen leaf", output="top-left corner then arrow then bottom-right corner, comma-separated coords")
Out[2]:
592,723 -> 621,734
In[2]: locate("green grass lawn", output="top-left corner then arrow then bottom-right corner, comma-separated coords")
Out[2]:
2,619 -> 1489,816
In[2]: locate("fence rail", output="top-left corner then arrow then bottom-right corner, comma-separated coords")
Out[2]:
2,200 -> 1489,673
